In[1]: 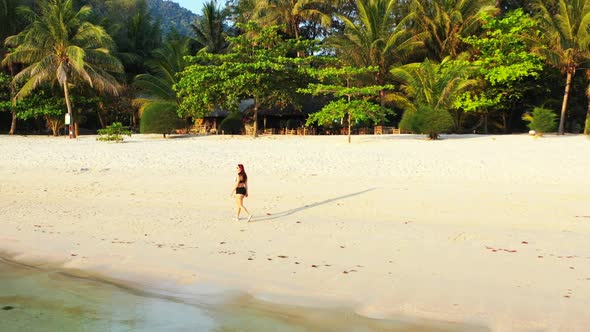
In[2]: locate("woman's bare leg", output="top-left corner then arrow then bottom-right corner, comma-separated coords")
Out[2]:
235,195 -> 243,220
237,195 -> 250,219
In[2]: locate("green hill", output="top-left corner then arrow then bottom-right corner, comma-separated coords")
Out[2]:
147,0 -> 197,36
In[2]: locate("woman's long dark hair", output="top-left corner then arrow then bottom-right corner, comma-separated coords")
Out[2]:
237,164 -> 247,182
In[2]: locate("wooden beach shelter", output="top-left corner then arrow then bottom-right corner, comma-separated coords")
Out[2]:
240,97 -> 323,135
193,99 -> 255,134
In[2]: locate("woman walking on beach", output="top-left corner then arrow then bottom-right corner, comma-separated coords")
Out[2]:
232,164 -> 252,222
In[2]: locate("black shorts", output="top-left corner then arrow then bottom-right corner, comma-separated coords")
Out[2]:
236,187 -> 247,195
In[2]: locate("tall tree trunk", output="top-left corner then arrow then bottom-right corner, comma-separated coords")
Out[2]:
9,110 -> 17,135
63,80 -> 76,138
347,94 -> 352,143
584,94 -> 590,135
347,112 -> 351,143
253,100 -> 259,138
558,69 -> 574,135
8,67 -> 17,135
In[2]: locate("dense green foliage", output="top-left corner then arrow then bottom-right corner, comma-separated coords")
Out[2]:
532,0 -> 590,134
458,9 -> 544,133
133,36 -> 191,124
176,22 -> 312,137
522,107 -> 557,136
399,105 -> 454,140
392,58 -> 475,132
139,102 -> 183,137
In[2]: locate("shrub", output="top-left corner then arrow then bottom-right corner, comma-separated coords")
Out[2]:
399,109 -> 417,133
97,122 -> 132,142
220,113 -> 243,134
399,105 -> 453,139
140,104 -> 184,137
522,107 -> 557,136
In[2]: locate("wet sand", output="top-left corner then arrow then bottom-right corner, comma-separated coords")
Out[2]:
0,257 -> 485,331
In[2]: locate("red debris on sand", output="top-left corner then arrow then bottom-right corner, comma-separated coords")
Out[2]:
266,213 -> 272,215
521,241 -> 528,244
486,246 -> 517,253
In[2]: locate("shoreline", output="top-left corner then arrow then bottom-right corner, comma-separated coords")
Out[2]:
0,251 -> 486,332
1,134 -> 589,331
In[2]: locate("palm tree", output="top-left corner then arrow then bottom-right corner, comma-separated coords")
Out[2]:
328,0 -> 424,105
2,0 -> 123,138
192,0 -> 229,54
251,0 -> 331,40
410,0 -> 496,61
533,0 -> 590,134
133,36 -> 191,120
391,57 -> 478,131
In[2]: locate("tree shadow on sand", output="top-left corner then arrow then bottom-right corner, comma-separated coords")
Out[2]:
252,188 -> 376,222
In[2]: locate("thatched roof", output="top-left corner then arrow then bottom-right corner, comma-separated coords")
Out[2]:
205,99 -> 255,117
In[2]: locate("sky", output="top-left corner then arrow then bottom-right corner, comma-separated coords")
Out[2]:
169,0 -> 207,14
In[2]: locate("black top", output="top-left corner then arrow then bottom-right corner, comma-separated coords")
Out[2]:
238,172 -> 247,184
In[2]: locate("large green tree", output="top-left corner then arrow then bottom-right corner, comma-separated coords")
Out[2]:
300,65 -> 394,143
175,22 -> 312,137
459,9 -> 544,133
532,0 -> 590,134
3,0 -> 123,138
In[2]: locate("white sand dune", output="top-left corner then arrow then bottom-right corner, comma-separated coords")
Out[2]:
1,133 -> 589,331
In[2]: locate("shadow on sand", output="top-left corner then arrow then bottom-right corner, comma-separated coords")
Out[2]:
252,188 -> 376,222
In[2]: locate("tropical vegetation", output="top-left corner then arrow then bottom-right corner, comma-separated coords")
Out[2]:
2,0 -> 590,138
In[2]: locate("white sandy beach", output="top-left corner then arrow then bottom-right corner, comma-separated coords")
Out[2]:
1,133 -> 589,331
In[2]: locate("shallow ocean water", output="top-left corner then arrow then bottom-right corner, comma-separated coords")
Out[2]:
0,258 -> 486,332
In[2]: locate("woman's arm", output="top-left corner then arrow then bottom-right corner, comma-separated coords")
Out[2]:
230,176 -> 238,196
